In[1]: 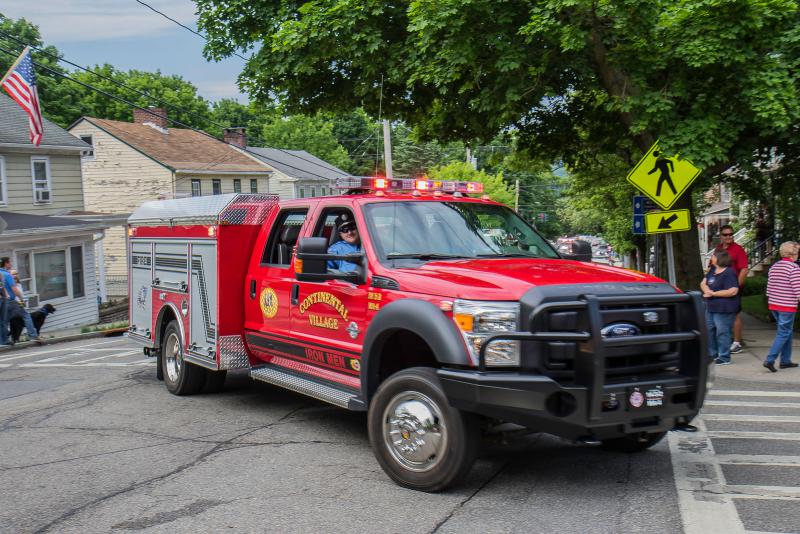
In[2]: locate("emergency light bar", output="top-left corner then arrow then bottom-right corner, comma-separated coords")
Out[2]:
336,177 -> 484,194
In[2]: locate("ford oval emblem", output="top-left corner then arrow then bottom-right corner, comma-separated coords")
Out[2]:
601,323 -> 641,338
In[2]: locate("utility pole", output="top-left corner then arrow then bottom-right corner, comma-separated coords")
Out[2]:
382,120 -> 393,179
515,179 -> 520,212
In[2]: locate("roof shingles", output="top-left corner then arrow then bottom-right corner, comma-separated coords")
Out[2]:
0,93 -> 89,148
83,117 -> 270,173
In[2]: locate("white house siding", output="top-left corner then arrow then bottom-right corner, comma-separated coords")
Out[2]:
269,171 -> 298,199
0,232 -> 100,333
0,151 -> 85,214
69,120 -> 172,284
174,173 -> 272,197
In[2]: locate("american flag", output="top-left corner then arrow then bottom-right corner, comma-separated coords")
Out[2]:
1,47 -> 44,146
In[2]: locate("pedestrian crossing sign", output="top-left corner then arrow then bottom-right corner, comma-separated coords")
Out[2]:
626,141 -> 701,210
644,209 -> 692,234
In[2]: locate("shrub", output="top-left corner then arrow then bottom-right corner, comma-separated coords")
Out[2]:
741,276 -> 768,297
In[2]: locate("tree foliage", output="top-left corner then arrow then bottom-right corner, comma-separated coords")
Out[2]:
262,114 -> 352,170
428,162 -> 514,206
197,0 -> 800,288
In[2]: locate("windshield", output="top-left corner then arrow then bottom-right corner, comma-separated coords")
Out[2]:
364,201 -> 559,264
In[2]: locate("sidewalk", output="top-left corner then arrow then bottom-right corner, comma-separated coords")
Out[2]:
714,312 -> 800,385
0,325 -> 127,352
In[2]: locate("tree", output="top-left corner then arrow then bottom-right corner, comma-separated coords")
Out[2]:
262,114 -> 352,170
428,162 -> 514,206
197,0 -> 800,289
0,14 -> 84,128
210,98 -> 276,146
71,65 -> 212,129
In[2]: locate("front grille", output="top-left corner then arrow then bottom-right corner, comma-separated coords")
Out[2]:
512,289 -> 704,386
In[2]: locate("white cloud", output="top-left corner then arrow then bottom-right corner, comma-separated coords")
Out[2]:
194,79 -> 247,102
2,0 -> 198,42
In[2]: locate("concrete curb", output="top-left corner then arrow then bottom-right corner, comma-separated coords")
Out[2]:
0,328 -> 128,352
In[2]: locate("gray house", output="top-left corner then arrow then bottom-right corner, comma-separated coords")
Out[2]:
0,93 -> 107,332
243,146 -> 349,198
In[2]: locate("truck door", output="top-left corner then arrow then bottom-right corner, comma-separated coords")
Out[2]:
129,240 -> 153,339
289,207 -> 368,385
244,208 -> 309,364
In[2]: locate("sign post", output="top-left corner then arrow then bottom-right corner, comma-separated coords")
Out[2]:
627,141 -> 701,284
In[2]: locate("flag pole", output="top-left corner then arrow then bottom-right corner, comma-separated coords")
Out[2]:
0,46 -> 30,86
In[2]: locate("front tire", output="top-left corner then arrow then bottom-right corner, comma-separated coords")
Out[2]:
161,321 -> 204,395
601,431 -> 666,452
368,367 -> 478,492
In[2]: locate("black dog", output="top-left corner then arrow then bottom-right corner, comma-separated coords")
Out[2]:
8,303 -> 56,343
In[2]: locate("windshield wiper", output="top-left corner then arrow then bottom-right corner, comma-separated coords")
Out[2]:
476,253 -> 531,258
386,253 -> 466,261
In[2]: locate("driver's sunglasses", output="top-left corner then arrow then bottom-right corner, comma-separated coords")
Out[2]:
339,226 -> 356,234
720,233 -> 733,237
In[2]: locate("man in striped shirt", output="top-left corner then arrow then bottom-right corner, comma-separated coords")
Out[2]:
763,241 -> 800,372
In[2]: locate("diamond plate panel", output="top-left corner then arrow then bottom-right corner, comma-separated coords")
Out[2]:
250,366 -> 356,409
219,335 -> 250,369
219,194 -> 279,225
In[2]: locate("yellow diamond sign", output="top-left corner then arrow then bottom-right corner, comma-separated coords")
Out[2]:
645,209 -> 692,234
626,141 -> 701,210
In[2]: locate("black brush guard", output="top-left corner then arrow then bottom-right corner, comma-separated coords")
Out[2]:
438,291 -> 709,439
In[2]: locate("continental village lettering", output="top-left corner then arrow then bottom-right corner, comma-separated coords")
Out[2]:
299,291 -> 349,321
308,314 -> 338,330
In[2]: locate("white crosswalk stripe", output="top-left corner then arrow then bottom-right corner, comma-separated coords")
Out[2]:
671,388 -> 800,534
0,339 -> 152,367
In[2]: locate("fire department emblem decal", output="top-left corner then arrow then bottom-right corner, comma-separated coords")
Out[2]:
136,285 -> 148,309
260,287 -> 279,319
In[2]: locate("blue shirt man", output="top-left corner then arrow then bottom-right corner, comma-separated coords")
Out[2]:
327,219 -> 361,272
0,258 -> 14,345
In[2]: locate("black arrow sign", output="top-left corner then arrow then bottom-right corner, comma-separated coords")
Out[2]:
658,214 -> 679,229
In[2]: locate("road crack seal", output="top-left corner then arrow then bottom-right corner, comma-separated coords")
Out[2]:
429,460 -> 509,533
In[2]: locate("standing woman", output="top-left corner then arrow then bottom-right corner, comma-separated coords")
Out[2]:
763,241 -> 800,372
701,249 -> 740,364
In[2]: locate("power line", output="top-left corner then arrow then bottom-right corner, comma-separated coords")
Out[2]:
0,29 -> 228,132
132,0 -> 249,61
0,45 -> 337,182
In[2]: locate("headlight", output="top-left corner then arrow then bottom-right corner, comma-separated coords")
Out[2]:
453,300 -> 520,366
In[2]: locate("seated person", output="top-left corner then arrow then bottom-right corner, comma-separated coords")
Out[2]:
327,215 -> 362,272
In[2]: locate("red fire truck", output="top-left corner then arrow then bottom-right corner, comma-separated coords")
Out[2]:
127,178 -> 710,492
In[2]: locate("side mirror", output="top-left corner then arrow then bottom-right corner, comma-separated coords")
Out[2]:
294,237 -> 366,284
561,239 -> 593,262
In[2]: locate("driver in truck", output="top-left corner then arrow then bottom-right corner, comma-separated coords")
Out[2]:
327,214 -> 362,272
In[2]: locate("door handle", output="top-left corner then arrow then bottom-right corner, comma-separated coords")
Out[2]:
250,279 -> 257,299
291,284 -> 299,305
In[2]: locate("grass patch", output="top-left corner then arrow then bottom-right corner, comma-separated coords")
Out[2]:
741,295 -> 771,323
81,321 -> 129,334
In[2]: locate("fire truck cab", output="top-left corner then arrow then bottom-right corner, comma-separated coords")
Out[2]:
127,179 -> 709,492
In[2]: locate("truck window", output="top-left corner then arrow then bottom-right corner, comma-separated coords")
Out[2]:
313,208 -> 355,247
261,209 -> 308,266
364,201 -> 559,263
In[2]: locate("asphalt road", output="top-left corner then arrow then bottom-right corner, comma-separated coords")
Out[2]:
1,336 -> 798,533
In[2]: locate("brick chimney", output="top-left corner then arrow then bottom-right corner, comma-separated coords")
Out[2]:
133,107 -> 168,129
224,127 -> 247,148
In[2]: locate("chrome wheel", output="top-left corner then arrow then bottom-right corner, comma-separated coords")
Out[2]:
383,391 -> 447,472
164,331 -> 182,383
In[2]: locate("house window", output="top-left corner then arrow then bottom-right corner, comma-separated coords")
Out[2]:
311,187 -> 316,197
35,250 -> 68,301
212,179 -> 222,195
0,156 -> 6,206
250,179 -> 258,193
79,135 -> 94,160
31,156 -> 52,204
16,252 -> 31,293
233,179 -> 241,193
298,187 -> 305,198
191,179 -> 201,197
71,246 -> 85,298
21,246 -> 85,303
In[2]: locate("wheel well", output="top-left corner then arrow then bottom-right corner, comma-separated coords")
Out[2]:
156,307 -> 178,350
373,330 -> 438,395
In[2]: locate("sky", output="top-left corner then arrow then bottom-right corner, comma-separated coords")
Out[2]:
2,0 -> 249,102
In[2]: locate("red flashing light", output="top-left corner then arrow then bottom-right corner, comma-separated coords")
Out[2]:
414,179 -> 430,190
374,178 -> 388,189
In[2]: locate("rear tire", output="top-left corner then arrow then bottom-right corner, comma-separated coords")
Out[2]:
368,367 -> 478,492
161,321 -> 204,395
203,370 -> 227,393
601,431 -> 666,453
